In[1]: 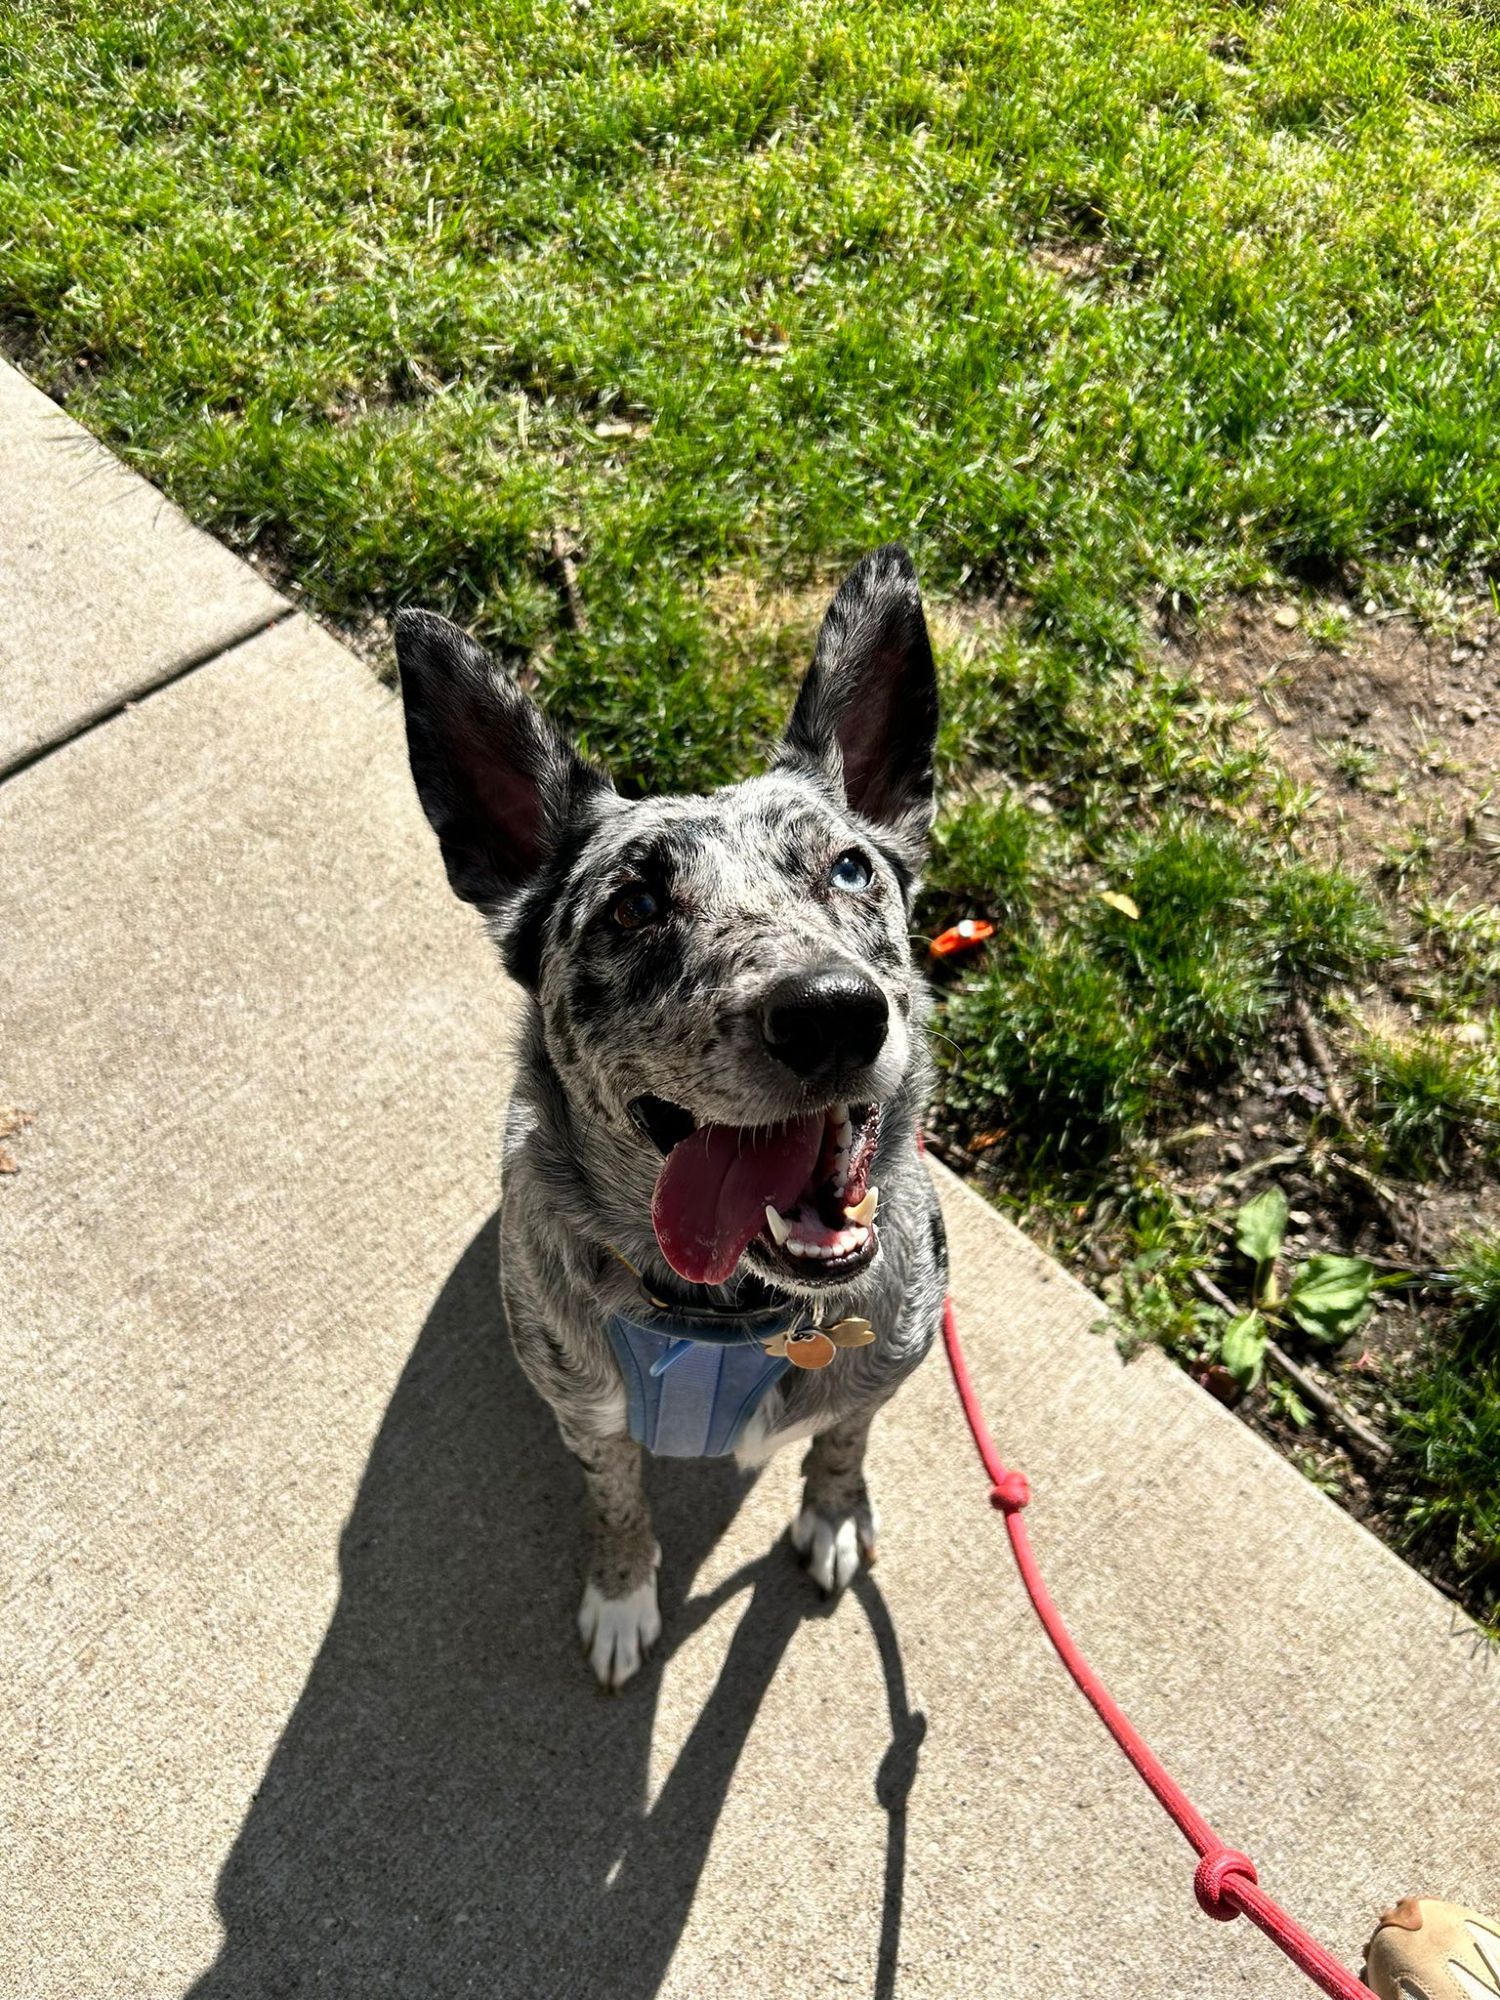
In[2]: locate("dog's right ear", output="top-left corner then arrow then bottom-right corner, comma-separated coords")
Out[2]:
394,610 -> 608,909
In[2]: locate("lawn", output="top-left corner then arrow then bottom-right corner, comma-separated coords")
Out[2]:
4,0 -> 1498,1628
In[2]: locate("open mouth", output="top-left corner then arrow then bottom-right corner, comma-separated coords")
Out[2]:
631,1095 -> 882,1288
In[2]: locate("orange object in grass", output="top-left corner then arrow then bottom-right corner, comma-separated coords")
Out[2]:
929,919 -> 995,962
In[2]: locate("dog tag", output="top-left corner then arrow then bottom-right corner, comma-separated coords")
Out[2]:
785,1330 -> 836,1370
827,1317 -> 875,1348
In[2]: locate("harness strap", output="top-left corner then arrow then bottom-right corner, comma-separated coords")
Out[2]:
607,1314 -> 791,1457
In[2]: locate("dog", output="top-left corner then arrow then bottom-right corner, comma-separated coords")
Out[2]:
395,545 -> 947,1688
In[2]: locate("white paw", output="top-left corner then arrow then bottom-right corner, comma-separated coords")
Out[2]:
790,1502 -> 879,1595
577,1567 -> 662,1690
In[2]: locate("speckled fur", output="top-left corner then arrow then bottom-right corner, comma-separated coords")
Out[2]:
396,546 -> 947,1673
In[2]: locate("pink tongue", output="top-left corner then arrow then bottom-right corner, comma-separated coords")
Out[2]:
651,1115 -> 825,1285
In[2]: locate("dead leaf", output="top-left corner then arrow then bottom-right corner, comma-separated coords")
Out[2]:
966,1128 -> 1007,1152
0,1106 -> 34,1141
0,1145 -> 18,1175
740,324 -> 789,356
1098,890 -> 1141,919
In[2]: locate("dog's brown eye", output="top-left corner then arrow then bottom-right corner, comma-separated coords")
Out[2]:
612,884 -> 662,931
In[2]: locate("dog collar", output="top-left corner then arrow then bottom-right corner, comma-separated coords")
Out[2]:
602,1242 -> 874,1360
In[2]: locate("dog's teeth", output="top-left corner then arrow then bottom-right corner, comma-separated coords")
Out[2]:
844,1186 -> 879,1226
765,1205 -> 792,1246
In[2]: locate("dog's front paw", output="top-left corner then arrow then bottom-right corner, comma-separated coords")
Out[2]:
577,1568 -> 662,1690
790,1500 -> 879,1595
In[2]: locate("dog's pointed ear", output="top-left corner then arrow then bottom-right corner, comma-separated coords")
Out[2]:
395,610 -> 609,908
779,545 -> 939,843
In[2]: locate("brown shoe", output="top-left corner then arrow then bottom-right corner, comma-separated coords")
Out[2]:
1365,1898 -> 1500,2000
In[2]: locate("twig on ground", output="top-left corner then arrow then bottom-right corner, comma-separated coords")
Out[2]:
1360,1250 -> 1444,1279
1293,996 -> 1353,1128
1191,1268 -> 1394,1466
549,526 -> 588,635
1326,1149 -> 1424,1251
1218,1145 -> 1305,1186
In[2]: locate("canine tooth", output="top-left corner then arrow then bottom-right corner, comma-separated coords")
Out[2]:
844,1186 -> 879,1226
765,1205 -> 792,1246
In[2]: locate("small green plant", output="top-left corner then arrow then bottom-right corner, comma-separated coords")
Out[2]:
1415,896 -> 1500,1007
1211,1187 -> 1376,1389
1450,1229 -> 1500,1344
1379,823 -> 1441,884
1267,1377 -> 1313,1428
1356,1021 -> 1500,1176
1261,860 -> 1389,984
1305,603 -> 1354,653
1328,741 -> 1381,790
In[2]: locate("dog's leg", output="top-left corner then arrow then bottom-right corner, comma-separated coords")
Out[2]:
791,1413 -> 879,1595
566,1427 -> 662,1690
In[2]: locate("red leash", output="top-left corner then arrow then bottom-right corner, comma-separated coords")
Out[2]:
940,1294 -> 1378,2000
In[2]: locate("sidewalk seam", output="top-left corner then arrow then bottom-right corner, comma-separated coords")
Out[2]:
0,604 -> 295,787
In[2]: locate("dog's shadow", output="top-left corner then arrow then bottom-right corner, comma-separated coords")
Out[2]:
187,1213 -> 921,2000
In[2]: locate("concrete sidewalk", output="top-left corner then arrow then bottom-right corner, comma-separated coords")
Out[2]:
2,354 -> 1497,2000
0,366 -> 285,776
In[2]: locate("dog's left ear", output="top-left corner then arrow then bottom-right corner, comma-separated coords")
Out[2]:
779,544 -> 939,845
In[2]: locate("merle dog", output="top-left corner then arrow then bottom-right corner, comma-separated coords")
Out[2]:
395,546 -> 947,1688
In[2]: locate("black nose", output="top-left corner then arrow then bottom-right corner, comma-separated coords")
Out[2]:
761,967 -> 889,1083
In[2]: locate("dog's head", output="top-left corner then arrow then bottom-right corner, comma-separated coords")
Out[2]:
396,545 -> 939,1297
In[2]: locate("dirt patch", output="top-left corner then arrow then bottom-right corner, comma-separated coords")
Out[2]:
1176,599 -> 1500,901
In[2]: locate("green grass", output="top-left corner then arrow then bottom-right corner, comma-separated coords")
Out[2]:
936,813 -> 1386,1167
1399,1232 -> 1500,1637
1414,895 -> 1500,1010
1355,1018 -> 1500,1176
5,0 -> 1500,790
944,934 -> 1158,1161
925,791 -> 1046,929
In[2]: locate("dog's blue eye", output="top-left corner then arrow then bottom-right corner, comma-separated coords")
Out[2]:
830,850 -> 873,893
612,884 -> 661,931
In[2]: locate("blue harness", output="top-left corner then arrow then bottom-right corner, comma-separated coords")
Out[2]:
606,1300 -> 801,1458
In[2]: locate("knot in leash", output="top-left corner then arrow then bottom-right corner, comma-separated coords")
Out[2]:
1194,1847 -> 1259,1922
988,1470 -> 1031,1513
